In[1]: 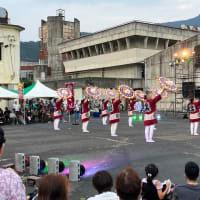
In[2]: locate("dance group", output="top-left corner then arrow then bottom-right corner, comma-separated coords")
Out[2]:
53,77 -> 200,142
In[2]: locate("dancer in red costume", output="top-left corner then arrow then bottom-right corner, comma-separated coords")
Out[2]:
128,99 -> 137,127
143,89 -> 165,142
53,98 -> 64,130
188,98 -> 200,136
81,97 -> 91,133
109,96 -> 122,137
101,99 -> 109,125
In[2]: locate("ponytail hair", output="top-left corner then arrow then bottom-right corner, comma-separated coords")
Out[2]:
145,164 -> 158,184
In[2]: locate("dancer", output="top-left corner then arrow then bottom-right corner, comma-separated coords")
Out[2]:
128,98 -> 137,127
81,97 -> 91,133
101,99 -> 109,125
144,89 -> 165,142
109,96 -> 122,137
53,97 -> 64,131
188,98 -> 200,136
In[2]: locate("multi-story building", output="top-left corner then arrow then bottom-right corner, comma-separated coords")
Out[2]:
35,9 -> 80,81
55,21 -> 197,100
0,7 -> 24,107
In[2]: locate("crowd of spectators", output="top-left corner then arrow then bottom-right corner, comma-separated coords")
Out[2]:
0,99 -> 68,125
0,126 -> 200,200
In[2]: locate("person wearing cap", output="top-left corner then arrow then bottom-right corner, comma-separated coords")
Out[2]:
0,127 -> 26,200
143,88 -> 165,142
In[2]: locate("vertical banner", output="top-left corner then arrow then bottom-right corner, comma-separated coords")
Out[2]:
18,83 -> 23,100
65,83 -> 75,111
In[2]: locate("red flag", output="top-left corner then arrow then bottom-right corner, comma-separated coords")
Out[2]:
65,83 -> 75,111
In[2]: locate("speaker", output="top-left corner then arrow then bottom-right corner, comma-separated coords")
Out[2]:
69,160 -> 80,182
182,82 -> 195,98
48,158 -> 59,174
30,156 -> 40,175
15,153 -> 25,172
195,90 -> 200,98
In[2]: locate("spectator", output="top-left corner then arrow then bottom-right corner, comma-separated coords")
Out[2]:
142,163 -> 170,200
116,167 -> 141,200
173,161 -> 200,200
0,108 -> 5,125
74,100 -> 80,124
4,107 -> 11,124
38,174 -> 70,200
88,170 -> 119,200
0,127 -> 26,200
10,109 -> 17,125
13,101 -> 20,113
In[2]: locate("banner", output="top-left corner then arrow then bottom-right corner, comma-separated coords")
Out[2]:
18,83 -> 23,100
65,83 -> 75,111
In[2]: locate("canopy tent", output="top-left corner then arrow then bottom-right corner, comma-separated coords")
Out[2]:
23,80 -> 59,99
0,86 -> 18,99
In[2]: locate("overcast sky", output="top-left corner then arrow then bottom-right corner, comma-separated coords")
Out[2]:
1,0 -> 200,41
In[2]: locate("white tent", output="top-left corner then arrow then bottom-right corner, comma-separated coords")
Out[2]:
23,80 -> 59,99
0,86 -> 18,99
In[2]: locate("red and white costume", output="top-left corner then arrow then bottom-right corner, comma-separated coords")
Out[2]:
128,100 -> 136,127
109,99 -> 121,136
101,100 -> 109,125
53,98 -> 63,130
144,95 -> 161,142
81,100 -> 90,132
188,100 -> 200,136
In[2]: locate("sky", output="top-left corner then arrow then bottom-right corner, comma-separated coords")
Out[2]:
0,0 -> 200,41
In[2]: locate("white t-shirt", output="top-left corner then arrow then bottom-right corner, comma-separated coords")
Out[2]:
87,192 -> 119,200
13,104 -> 20,112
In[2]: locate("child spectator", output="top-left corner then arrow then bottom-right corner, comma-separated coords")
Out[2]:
38,174 -> 70,200
142,163 -> 170,200
116,168 -> 141,200
87,170 -> 119,200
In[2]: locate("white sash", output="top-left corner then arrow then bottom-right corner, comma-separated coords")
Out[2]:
54,110 -> 61,117
81,112 -> 90,120
190,113 -> 199,120
102,110 -> 108,115
110,113 -> 120,121
144,113 -> 155,121
128,111 -> 134,116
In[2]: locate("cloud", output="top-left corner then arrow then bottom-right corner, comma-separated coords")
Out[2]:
1,0 -> 200,41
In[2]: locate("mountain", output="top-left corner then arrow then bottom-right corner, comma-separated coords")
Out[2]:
20,32 -> 91,62
20,41 -> 39,62
163,14 -> 200,28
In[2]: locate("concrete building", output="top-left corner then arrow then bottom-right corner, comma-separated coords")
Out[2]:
54,21 -> 197,100
145,33 -> 200,113
0,7 -> 24,87
35,9 -> 80,81
0,7 -> 24,108
20,61 -> 38,81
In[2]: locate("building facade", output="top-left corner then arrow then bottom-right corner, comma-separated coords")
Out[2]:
55,21 -> 197,100
145,33 -> 200,113
0,8 -> 24,88
35,9 -> 80,81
